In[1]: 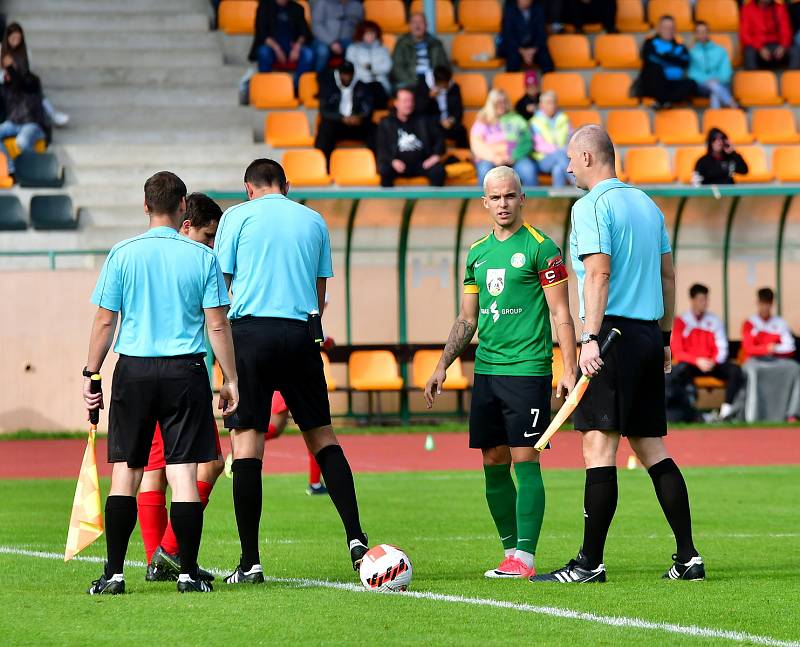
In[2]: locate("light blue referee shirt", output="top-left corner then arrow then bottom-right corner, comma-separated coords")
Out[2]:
214,193 -> 333,321
569,178 -> 672,321
91,226 -> 229,357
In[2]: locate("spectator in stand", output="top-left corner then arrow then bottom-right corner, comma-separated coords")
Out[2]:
689,21 -> 738,109
418,65 -> 468,148
0,52 -> 47,176
376,87 -> 445,187
248,0 -> 314,89
566,0 -> 617,34
311,0 -> 363,74
346,20 -> 392,108
500,0 -> 554,73
392,13 -> 448,90
530,90 -> 573,187
741,288 -> 800,423
470,88 -> 537,187
514,71 -> 541,119
314,61 -> 375,168
740,0 -> 800,70
669,284 -> 744,423
693,128 -> 748,185
634,15 -> 697,109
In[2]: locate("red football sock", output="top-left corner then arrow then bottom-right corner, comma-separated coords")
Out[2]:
309,451 -> 322,486
265,423 -> 281,441
160,481 -> 214,556
137,490 -> 167,564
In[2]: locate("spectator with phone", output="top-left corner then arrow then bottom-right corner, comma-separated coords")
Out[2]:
693,128 -> 748,185
0,52 -> 47,176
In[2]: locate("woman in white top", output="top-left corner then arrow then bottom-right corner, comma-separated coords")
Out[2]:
345,20 -> 392,108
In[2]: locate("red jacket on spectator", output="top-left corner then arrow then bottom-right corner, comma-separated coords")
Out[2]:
740,1 -> 793,50
741,315 -> 797,361
671,311 -> 729,365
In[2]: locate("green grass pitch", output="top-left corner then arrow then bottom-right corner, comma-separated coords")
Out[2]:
0,466 -> 797,646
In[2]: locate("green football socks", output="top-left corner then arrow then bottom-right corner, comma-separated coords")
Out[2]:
514,460 -> 545,558
483,463 -> 518,550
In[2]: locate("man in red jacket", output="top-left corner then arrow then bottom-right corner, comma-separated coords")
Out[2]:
670,284 -> 744,421
740,0 -> 800,70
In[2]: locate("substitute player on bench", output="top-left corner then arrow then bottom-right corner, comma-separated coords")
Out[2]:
83,172 -> 238,594
531,126 -> 705,584
425,166 -> 578,578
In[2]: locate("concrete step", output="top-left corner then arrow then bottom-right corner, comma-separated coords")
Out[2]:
47,86 -> 239,109
50,104 -> 251,130
4,0 -> 209,14
9,13 -> 209,33
54,126 -> 253,145
38,65 -> 245,89
70,165 -> 249,188
31,48 -> 222,68
57,143 -> 267,167
26,30 -> 220,51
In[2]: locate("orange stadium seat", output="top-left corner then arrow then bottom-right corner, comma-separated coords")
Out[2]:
735,146 -> 773,183
409,0 -> 459,33
625,147 -> 675,184
695,0 -> 739,32
709,33 -> 740,68
647,0 -> 693,30
451,34 -> 503,69
654,109 -> 705,144
675,146 -> 706,183
330,148 -> 381,186
565,109 -> 601,129
349,351 -> 404,391
617,0 -> 650,31
297,0 -> 311,25
752,109 -> 800,144
703,109 -> 753,144
542,72 -> 590,107
547,35 -> 595,69
606,110 -> 656,145
265,112 -> 314,147
781,70 -> 800,104
363,0 -> 407,34
412,350 -> 469,390
0,155 -> 13,189
463,109 -> 479,132
321,352 -> 336,391
492,72 -> 526,104
733,71 -> 782,107
589,72 -> 638,108
217,0 -> 257,35
594,34 -> 640,69
773,146 -> 800,182
459,0 -> 501,33
614,150 -> 627,182
250,73 -> 298,109
453,73 -> 488,108
282,150 -> 331,186
382,33 -> 397,54
298,72 -> 319,108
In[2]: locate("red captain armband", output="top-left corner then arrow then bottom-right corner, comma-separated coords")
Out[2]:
538,256 -> 568,287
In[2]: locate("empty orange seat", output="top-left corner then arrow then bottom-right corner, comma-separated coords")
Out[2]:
625,147 -> 675,184
541,72 -> 590,107
453,73 -> 488,108
564,109 -> 602,129
702,109 -> 753,144
349,350 -> 404,391
675,146 -> 706,183
265,112 -> 314,147
607,110 -> 656,145
773,146 -> 800,182
654,109 -> 705,144
282,150 -> 331,186
218,0 -> 257,35
734,146 -> 773,183
451,34 -> 502,69
330,148 -> 381,186
695,0 -> 739,32
492,72 -> 526,105
752,109 -> 800,144
321,352 -> 336,391
363,0 -> 407,34
648,0 -> 693,30
250,73 -> 298,109
589,72 -> 638,108
733,71 -> 782,107
594,34 -> 640,69
298,72 -> 318,108
0,155 -> 13,188
412,350 -> 469,390
617,0 -> 649,31
459,0 -> 501,32
781,70 -> 800,104
409,0 -> 459,33
547,34 -> 595,69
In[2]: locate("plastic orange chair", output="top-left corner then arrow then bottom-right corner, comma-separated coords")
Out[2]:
606,110 -> 656,145
733,71 -> 782,107
330,148 -> 381,186
265,112 -> 314,147
383,33 -> 398,54
453,73 -> 488,108
782,70 -> 800,105
734,146 -> 774,183
217,0 -> 257,35
674,146 -> 706,183
695,0 -> 739,32
363,0 -> 407,34
459,0 -> 501,33
250,73 -> 298,109
321,352 -> 336,392
541,72 -> 590,107
564,109 -> 602,129
616,0 -> 650,31
773,146 -> 800,182
463,109 -> 479,132
594,34 -> 640,69
625,147 -> 675,184
752,109 -> 800,144
282,150 -> 331,186
709,34 -> 740,68
647,0 -> 693,30
492,72 -> 526,105
589,72 -> 638,108
451,34 -> 502,69
349,351 -> 404,391
409,0 -> 459,33
0,155 -> 13,189
411,350 -> 469,390
547,34 -> 595,69
298,72 -> 319,108
654,109 -> 705,144
702,109 -> 753,144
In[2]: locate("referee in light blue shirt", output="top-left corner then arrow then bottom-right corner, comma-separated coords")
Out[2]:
214,159 -> 369,584
82,171 -> 239,595
531,126 -> 705,585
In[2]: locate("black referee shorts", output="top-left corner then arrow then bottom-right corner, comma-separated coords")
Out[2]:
572,316 -> 667,438
225,317 -> 331,433
108,355 -> 218,468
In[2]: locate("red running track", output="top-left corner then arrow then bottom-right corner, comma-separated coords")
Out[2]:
0,427 -> 797,479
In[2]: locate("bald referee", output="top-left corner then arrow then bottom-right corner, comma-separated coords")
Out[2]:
215,159 -> 369,584
531,126 -> 705,584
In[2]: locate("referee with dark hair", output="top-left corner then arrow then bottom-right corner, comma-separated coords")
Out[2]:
215,158 -> 369,584
531,126 -> 705,584
83,171 -> 239,594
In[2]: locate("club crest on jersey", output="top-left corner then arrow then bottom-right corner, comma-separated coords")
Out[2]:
486,269 -> 505,296
510,253 -> 525,268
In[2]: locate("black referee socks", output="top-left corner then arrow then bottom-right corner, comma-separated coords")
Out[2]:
315,444 -> 366,545
104,495 -> 137,577
648,458 -> 698,563
580,466 -> 618,570
170,502 -> 203,579
232,458 -> 263,571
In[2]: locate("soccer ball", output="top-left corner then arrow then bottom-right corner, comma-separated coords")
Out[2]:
358,544 -> 413,592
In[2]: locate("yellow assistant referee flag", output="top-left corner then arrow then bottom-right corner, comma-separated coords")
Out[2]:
64,427 -> 104,561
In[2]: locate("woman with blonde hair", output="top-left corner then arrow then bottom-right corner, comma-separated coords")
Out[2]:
470,88 -> 536,186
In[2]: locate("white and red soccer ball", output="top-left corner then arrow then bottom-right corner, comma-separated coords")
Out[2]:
358,544 -> 413,592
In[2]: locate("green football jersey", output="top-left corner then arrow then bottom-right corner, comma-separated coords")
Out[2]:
463,223 -> 568,376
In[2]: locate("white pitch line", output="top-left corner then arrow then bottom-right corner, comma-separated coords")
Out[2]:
1,545 -> 797,647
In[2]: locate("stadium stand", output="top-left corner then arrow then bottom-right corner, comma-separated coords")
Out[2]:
14,152 -> 65,188
625,147 -> 676,184
453,73 -> 488,109
654,109 -> 706,145
265,112 -> 315,147
695,0 -> 739,32
733,71 -> 783,107
675,146 -> 706,182
752,109 -> 800,145
547,34 -> 596,69
594,34 -> 640,69
451,33 -> 502,69
702,109 -> 754,144
0,195 -> 27,230
330,148 -> 381,186
606,110 -> 657,145
590,72 -> 638,108
542,73 -> 590,108
647,0 -> 694,30
250,73 -> 299,109
283,149 -> 332,186
364,0 -> 407,34
458,0 -> 501,33
773,146 -> 800,182
29,195 -> 80,231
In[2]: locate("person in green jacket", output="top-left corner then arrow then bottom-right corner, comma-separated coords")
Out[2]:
391,12 -> 449,89
688,21 -> 738,109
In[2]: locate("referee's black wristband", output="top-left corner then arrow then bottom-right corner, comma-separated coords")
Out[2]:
662,331 -> 672,347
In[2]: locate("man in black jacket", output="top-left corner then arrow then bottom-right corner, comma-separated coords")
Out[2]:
0,53 -> 47,175
499,0 -> 554,73
248,0 -> 314,87
416,65 -> 468,149
314,61 -> 375,167
377,88 -> 445,187
634,15 -> 696,108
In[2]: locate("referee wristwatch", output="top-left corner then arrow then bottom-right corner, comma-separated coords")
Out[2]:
82,366 -> 96,378
580,332 -> 599,345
